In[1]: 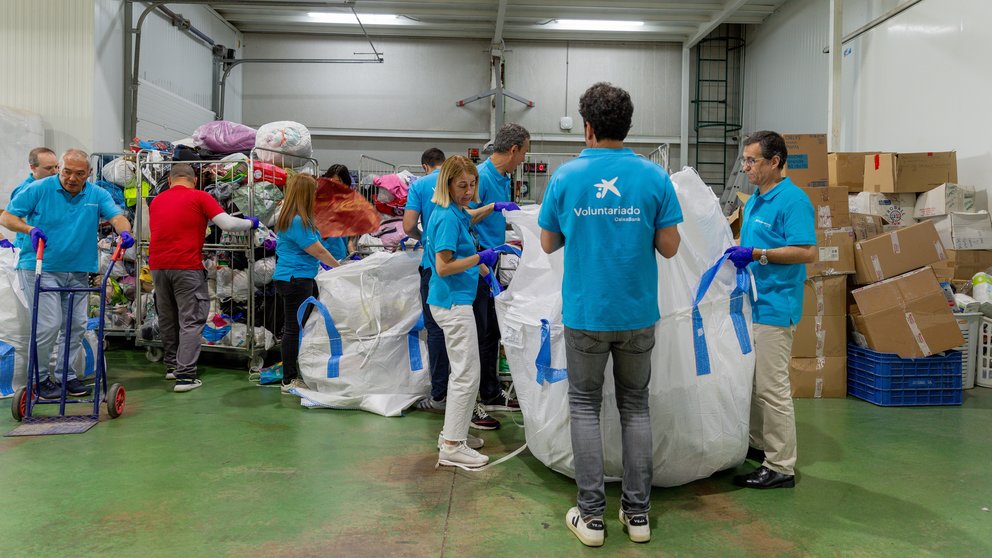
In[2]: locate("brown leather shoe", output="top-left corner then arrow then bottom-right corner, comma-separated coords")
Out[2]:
733,466 -> 795,489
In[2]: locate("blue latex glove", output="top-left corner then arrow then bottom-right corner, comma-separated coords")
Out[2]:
119,231 -> 135,249
477,249 -> 498,268
494,201 -> 520,212
724,246 -> 754,269
349,253 -> 362,261
484,269 -> 502,297
319,262 -> 332,271
0,239 -> 12,249
247,216 -> 260,229
29,228 -> 47,252
263,238 -> 277,251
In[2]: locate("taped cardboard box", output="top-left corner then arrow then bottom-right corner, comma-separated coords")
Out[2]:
801,275 -> 847,316
863,151 -> 958,194
801,186 -> 850,228
807,228 -> 855,277
828,152 -> 875,192
784,134 -> 828,188
848,192 -> 917,226
931,249 -> 992,281
792,315 -> 847,358
850,267 -> 964,358
853,219 -> 946,284
929,211 -> 992,250
914,183 -> 983,218
789,357 -> 847,398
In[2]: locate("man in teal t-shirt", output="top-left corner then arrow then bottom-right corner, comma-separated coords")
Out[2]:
724,130 -> 816,490
2,147 -> 58,251
538,83 -> 682,547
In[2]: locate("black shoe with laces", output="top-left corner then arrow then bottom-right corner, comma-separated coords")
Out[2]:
64,378 -> 91,397
470,403 -> 501,430
36,378 -> 62,401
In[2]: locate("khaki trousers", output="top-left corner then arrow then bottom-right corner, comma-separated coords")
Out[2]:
749,323 -> 797,475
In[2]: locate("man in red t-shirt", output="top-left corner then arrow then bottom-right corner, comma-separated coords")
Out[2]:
149,163 -> 258,392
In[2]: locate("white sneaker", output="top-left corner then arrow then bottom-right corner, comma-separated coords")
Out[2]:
165,367 -> 176,380
173,378 -> 202,393
438,441 -> 489,468
437,432 -> 484,450
281,378 -> 308,394
619,510 -> 650,543
566,507 -> 604,547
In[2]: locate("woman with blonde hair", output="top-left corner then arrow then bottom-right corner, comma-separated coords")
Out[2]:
426,155 -> 500,468
273,173 -> 341,393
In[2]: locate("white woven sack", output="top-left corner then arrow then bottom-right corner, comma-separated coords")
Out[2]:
495,168 -> 755,487
0,246 -> 30,398
255,121 -> 313,163
295,251 -> 429,417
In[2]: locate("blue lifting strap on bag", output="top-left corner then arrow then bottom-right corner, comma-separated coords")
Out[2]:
407,313 -> 425,372
297,296 -> 342,379
535,319 -> 568,385
691,253 -> 754,376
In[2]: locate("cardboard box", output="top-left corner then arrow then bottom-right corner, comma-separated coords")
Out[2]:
850,212 -> 887,241
850,267 -> 964,358
848,192 -> 917,226
931,249 -> 992,281
801,186 -> 850,228
801,275 -> 847,316
828,152 -> 875,192
914,183 -> 982,218
807,228 -> 855,277
863,151 -> 958,194
784,134 -> 828,188
929,211 -> 992,250
792,315 -> 848,358
853,219 -> 947,284
789,357 -> 847,398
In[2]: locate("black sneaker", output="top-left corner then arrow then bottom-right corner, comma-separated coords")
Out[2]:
165,367 -> 176,380
36,378 -> 61,401
470,403 -> 501,430
481,389 -> 520,412
64,378 -> 91,397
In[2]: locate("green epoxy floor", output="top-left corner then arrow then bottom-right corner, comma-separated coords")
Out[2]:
1,347 -> 991,558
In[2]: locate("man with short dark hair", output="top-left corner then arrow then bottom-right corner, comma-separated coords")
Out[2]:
724,130 -> 816,489
149,163 -> 258,392
1,149 -> 135,400
539,82 -> 682,547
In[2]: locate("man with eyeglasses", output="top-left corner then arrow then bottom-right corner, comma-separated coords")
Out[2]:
0,147 -> 59,249
723,130 -> 816,489
1,148 -> 134,401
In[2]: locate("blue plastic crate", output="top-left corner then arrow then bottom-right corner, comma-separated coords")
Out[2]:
847,344 -> 962,406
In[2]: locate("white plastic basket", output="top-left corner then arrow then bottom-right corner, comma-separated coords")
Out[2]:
976,316 -> 992,388
954,312 -> 980,389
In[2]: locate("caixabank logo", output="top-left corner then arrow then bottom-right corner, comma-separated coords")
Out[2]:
572,177 -> 642,223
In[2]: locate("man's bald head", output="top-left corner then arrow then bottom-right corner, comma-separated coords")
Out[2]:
169,163 -> 197,187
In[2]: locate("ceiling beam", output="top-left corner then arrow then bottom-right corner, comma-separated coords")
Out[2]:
685,0 -> 751,47
493,0 -> 508,45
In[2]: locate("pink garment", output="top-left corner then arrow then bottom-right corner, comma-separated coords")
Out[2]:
373,173 -> 410,199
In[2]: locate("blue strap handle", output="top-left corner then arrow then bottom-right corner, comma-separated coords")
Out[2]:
691,254 -> 753,376
535,319 -> 568,385
484,271 -> 502,297
407,313 -> 425,372
493,244 -> 522,257
297,296 -> 342,379
398,236 -> 423,251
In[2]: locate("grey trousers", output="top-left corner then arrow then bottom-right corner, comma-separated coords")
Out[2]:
564,324 -> 656,519
152,269 -> 210,380
18,270 -> 88,383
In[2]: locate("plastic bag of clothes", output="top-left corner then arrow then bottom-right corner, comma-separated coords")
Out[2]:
295,251 -> 429,417
226,323 -> 275,350
202,312 -> 233,345
255,121 -> 312,163
101,157 -> 136,187
192,120 -> 257,154
495,168 -> 755,487
0,246 -> 30,397
253,257 -> 276,286
231,181 -> 283,224
215,266 -> 250,302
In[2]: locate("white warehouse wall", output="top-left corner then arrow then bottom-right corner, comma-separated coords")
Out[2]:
745,0 -> 992,187
241,34 -> 683,170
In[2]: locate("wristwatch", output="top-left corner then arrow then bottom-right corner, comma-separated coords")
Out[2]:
759,248 -> 769,265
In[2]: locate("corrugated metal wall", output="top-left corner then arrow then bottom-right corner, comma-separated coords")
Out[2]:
0,0 -> 95,152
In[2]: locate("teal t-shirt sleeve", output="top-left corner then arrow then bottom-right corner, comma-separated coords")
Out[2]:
288,217 -> 321,250
784,194 -> 817,245
654,175 -> 683,229
5,182 -> 39,217
537,179 -> 561,233
432,213 -> 460,253
406,183 -> 422,212
96,187 -> 123,220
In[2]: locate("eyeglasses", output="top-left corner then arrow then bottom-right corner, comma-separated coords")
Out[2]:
742,157 -> 767,167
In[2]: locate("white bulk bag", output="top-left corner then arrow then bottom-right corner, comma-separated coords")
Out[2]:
496,167 -> 755,487
295,250 -> 429,417
0,246 -> 30,398
255,121 -> 313,163
47,327 -> 103,380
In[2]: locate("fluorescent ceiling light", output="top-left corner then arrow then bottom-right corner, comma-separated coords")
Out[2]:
553,19 -> 645,31
307,12 -> 400,25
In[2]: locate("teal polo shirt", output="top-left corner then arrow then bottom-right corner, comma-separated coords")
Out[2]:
8,174 -> 34,252
426,204 -> 479,309
274,215 -> 322,281
471,158 -> 511,249
538,148 -> 683,331
740,176 -> 816,326
5,175 -> 122,273
404,168 -> 441,268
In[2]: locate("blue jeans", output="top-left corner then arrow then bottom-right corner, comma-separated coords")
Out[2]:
419,266 -> 450,401
564,325 -> 656,518
18,270 -> 88,383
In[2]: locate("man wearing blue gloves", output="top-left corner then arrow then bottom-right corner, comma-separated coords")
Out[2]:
1,149 -> 135,400
724,131 -> 816,489
0,147 -> 58,251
